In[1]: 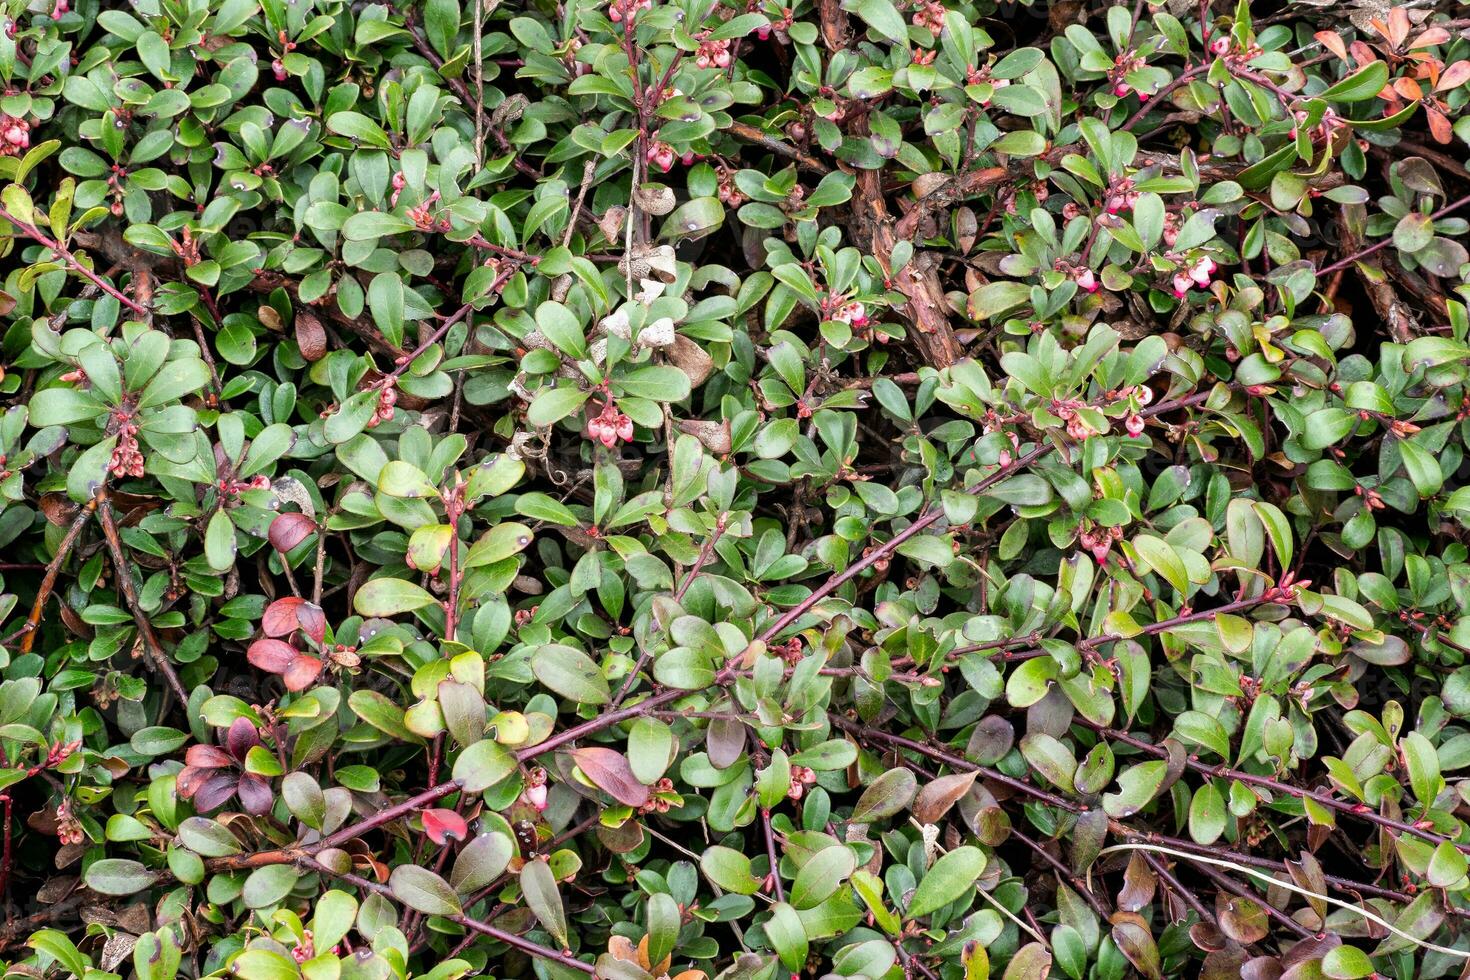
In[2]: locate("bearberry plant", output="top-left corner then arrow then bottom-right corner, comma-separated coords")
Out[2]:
1,0 -> 1470,979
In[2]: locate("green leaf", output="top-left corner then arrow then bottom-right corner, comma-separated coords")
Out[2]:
1319,61 -> 1389,103
844,0 -> 908,43
204,508 -> 237,571
527,386 -> 590,427
535,301 -> 587,359
531,643 -> 610,704
354,577 -> 438,616
519,858 -> 568,947
84,858 -> 157,896
850,768 -> 918,822
700,846 -> 762,895
390,864 -> 462,915
452,739 -> 516,793
789,844 -> 856,909
907,846 -> 986,919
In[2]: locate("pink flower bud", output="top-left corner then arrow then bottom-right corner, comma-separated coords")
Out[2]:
1114,82 -> 1130,97
1172,273 -> 1193,298
526,783 -> 548,811
1075,269 -> 1098,293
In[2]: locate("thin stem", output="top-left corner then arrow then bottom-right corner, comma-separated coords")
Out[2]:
1138,850 -> 1215,927
97,494 -> 189,707
1320,190 -> 1470,276
0,206 -> 147,316
828,714 -> 1081,813
1193,862 -> 1315,940
386,302 -> 475,384
761,808 -> 784,902
324,866 -> 595,974
15,502 -> 96,652
1081,719 -> 1470,856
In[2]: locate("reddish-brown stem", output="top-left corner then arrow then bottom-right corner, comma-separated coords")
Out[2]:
386,302 -> 476,384
1008,826 -> 1109,916
761,808 -> 784,902
1320,190 -> 1470,277
828,714 -> 1082,813
97,494 -> 190,707
324,866 -> 595,974
205,780 -> 462,872
758,443 -> 1053,643
1193,861 -> 1315,940
1121,63 -> 1207,132
1115,827 -> 1468,917
395,6 -> 538,179
0,795 -> 11,902
1138,850 -> 1216,927
1081,719 -> 1470,856
0,206 -> 147,316
16,502 -> 96,652
942,592 -> 1273,663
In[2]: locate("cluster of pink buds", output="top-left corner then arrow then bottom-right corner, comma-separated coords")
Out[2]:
1001,180 -> 1048,216
1162,210 -> 1180,247
637,778 -> 676,814
1079,523 -> 1124,564
55,800 -> 84,845
407,190 -> 451,233
695,35 -> 732,69
366,383 -> 397,429
586,399 -> 634,448
390,171 -> 407,208
1209,36 -> 1232,57
787,766 -> 818,800
523,767 -> 549,811
0,113 -> 29,156
1110,51 -> 1149,99
608,0 -> 652,23
645,140 -> 675,173
219,475 -> 271,496
1104,176 -> 1138,214
965,64 -> 1010,105
911,0 -> 945,33
717,165 -> 744,207
110,417 -> 145,479
1052,398 -> 1099,441
1171,255 -> 1217,298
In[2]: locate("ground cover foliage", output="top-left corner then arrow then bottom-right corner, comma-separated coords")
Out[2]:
0,0 -> 1469,977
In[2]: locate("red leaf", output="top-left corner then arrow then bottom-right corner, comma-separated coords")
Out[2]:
269,512 -> 317,553
248,638 -> 298,673
236,774 -> 274,815
568,747 -> 651,807
282,654 -> 324,692
193,772 -> 241,812
421,808 -> 468,845
184,744 -> 232,769
263,597 -> 306,637
176,765 -> 214,799
226,717 -> 260,761
296,602 -> 327,645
